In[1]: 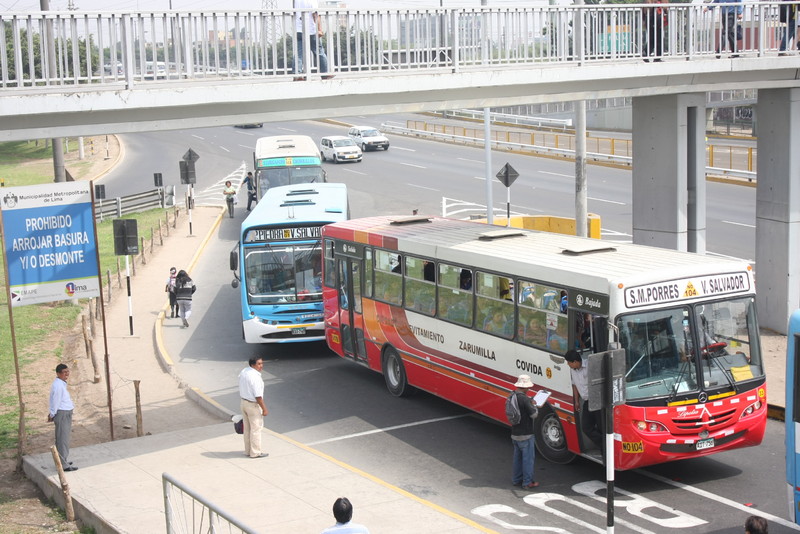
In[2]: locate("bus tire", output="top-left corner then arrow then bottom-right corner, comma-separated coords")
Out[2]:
535,405 -> 575,465
382,347 -> 415,397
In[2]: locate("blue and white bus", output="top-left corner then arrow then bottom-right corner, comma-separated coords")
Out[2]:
787,309 -> 800,523
253,135 -> 326,199
230,183 -> 348,343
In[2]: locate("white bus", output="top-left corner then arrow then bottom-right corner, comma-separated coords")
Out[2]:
253,135 -> 326,199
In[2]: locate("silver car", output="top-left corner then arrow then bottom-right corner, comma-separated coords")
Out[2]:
348,126 -> 390,151
320,135 -> 363,163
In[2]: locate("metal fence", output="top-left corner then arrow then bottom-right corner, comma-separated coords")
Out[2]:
0,3 -> 796,91
163,472 -> 258,534
95,186 -> 174,221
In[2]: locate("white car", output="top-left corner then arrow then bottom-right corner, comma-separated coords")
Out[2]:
320,136 -> 363,163
348,126 -> 390,151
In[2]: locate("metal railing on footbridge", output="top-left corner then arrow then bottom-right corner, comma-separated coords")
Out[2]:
1,3 -> 797,92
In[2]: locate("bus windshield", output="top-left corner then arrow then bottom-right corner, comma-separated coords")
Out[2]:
257,166 -> 325,191
619,297 -> 763,401
244,243 -> 322,305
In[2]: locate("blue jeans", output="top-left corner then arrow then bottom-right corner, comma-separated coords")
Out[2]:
511,435 -> 536,486
295,33 -> 328,74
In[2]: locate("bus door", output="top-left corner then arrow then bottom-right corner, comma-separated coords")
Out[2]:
337,256 -> 368,363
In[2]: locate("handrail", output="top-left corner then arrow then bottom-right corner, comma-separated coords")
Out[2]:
1,3 -> 797,92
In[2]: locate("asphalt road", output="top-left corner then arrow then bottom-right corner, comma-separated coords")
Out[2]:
107,118 -> 789,532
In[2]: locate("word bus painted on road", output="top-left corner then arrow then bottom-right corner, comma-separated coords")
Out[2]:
230,183 -> 348,344
322,216 -> 766,470
253,135 -> 325,199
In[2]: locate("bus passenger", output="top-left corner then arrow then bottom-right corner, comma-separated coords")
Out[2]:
459,269 -> 472,290
565,349 -> 603,451
485,309 -> 511,336
223,180 -> 237,218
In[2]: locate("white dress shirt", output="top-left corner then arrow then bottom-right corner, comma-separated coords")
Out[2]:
49,377 -> 74,417
238,366 -> 264,402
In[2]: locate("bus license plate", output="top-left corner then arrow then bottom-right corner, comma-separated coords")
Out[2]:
291,327 -> 306,335
696,438 -> 715,450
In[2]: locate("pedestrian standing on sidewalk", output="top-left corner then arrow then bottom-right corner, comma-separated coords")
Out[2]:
165,266 -> 178,318
238,356 -> 268,458
320,497 -> 370,533
48,364 -> 77,471
175,270 -> 196,328
223,180 -> 237,218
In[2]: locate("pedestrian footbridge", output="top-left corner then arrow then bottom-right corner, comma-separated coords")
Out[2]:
1,3 -> 799,333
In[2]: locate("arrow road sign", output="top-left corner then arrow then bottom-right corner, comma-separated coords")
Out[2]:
496,163 -> 519,188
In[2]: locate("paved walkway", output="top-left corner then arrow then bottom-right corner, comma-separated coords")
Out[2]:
22,205 -> 492,534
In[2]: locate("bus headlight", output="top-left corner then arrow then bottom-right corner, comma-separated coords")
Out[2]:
634,420 -> 667,432
740,400 -> 762,418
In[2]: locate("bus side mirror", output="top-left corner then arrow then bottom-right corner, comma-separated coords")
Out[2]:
231,279 -> 239,289
230,250 -> 238,271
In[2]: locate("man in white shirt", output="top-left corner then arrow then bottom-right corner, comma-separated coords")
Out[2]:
565,350 -> 603,450
238,357 -> 268,458
320,497 -> 370,534
294,0 -> 330,79
48,364 -> 77,471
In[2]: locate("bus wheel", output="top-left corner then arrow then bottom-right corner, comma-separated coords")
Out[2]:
382,347 -> 414,397
535,406 -> 575,465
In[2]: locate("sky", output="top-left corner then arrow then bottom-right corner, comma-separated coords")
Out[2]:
2,0 -> 550,12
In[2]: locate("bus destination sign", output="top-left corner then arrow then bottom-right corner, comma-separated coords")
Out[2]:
257,156 -> 321,168
245,226 -> 321,242
624,271 -> 751,308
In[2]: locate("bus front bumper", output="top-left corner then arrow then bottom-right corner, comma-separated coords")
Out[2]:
243,319 -> 325,344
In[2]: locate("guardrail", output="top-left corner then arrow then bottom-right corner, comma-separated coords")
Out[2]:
95,187 -> 174,221
382,122 -> 757,182
163,472 -> 258,534
1,3 -> 797,91
442,109 -> 572,130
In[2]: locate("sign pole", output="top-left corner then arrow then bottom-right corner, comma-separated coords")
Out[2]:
506,187 -> 511,227
0,217 -> 27,471
604,351 -> 615,534
125,254 -> 133,335
89,182 -> 115,441
188,184 -> 193,236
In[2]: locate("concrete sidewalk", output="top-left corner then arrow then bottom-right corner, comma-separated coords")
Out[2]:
22,205 -> 491,534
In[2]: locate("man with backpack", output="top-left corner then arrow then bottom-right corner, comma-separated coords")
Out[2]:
508,374 -> 539,490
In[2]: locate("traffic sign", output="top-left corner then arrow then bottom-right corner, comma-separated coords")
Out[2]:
588,348 -> 626,411
496,162 -> 519,188
182,148 -> 200,163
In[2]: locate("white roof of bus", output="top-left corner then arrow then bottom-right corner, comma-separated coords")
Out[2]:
242,183 -> 348,229
327,216 -> 753,294
254,135 -> 320,158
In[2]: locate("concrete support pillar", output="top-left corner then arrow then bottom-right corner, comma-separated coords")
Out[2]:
755,88 -> 800,334
631,94 -> 706,252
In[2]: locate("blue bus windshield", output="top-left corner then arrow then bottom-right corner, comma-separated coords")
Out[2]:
256,166 -> 325,195
244,242 -> 322,305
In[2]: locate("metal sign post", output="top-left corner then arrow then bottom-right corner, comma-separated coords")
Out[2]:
588,348 -> 626,534
495,163 -> 519,227
180,149 -> 199,236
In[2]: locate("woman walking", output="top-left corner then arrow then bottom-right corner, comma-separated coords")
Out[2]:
175,270 -> 197,328
223,180 -> 237,218
165,266 -> 178,318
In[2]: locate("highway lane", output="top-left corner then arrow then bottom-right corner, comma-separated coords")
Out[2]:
124,120 -> 794,532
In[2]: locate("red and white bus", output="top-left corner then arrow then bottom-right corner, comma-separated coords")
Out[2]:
321,215 -> 766,470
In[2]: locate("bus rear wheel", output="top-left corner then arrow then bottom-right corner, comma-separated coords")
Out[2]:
382,347 -> 414,397
535,406 -> 575,465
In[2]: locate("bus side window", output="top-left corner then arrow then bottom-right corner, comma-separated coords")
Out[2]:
404,256 -> 435,316
364,248 -> 373,298
476,271 -> 514,338
323,239 -> 335,288
375,250 -> 402,306
438,263 -> 473,326
517,280 -> 568,353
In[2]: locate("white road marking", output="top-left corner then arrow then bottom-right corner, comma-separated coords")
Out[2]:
305,414 -> 470,446
408,183 -> 440,192
722,220 -> 756,228
218,146 -> 230,152
539,171 -> 571,178
637,470 -> 800,531
276,126 -> 297,132
588,196 -> 625,205
191,134 -> 204,140
400,162 -> 426,169
239,144 -> 254,149
392,146 -> 414,152
458,157 -> 484,164
343,168 -> 368,175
